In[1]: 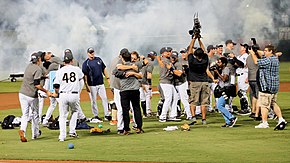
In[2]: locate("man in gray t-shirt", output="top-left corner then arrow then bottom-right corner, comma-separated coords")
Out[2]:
246,54 -> 260,118
116,48 -> 144,134
18,52 -> 52,142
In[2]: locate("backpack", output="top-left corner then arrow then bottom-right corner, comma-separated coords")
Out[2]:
76,120 -> 93,130
47,116 -> 59,130
1,115 -> 15,129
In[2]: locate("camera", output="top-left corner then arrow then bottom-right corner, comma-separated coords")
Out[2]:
249,38 -> 260,52
209,65 -> 218,71
189,13 -> 201,38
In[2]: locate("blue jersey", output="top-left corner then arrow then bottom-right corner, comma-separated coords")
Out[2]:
82,57 -> 106,86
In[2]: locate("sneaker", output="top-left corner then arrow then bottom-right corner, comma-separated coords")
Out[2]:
122,130 -> 130,135
167,117 -> 182,122
249,113 -> 255,118
109,120 -> 117,125
238,109 -> 251,116
69,133 -> 79,138
42,120 -> 49,127
136,128 -> 144,134
254,116 -> 262,121
32,130 -> 42,140
58,138 -> 65,142
221,123 -> 230,128
202,119 -> 207,125
274,121 -> 287,130
229,117 -> 238,128
255,122 -> 269,128
104,116 -> 112,121
189,117 -> 197,125
117,130 -> 124,135
90,117 -> 103,123
132,126 -> 137,130
159,119 -> 166,123
18,130 -> 27,142
79,117 -> 90,123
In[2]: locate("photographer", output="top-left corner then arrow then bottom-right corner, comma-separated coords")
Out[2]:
187,36 -> 217,125
214,57 -> 238,127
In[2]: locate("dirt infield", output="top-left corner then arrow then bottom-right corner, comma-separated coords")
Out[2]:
1,83 -> 290,111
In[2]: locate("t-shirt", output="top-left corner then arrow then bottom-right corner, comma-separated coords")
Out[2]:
188,53 -> 209,82
173,60 -> 186,85
82,57 -> 106,86
159,57 -> 173,84
54,65 -> 84,93
246,55 -> 258,81
120,62 -> 140,91
47,56 -> 63,72
218,67 -> 230,88
19,63 -> 43,98
140,60 -> 154,85
110,57 -> 121,90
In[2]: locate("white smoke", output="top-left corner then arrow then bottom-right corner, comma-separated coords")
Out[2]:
0,0 -> 287,80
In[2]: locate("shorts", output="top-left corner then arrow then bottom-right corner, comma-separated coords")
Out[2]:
249,81 -> 259,99
189,81 -> 210,106
258,92 -> 277,110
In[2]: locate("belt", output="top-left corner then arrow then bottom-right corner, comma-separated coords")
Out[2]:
60,91 -> 78,94
237,73 -> 244,76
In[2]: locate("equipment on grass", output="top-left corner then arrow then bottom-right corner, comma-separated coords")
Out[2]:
68,143 -> 74,149
1,115 -> 15,129
181,123 -> 190,131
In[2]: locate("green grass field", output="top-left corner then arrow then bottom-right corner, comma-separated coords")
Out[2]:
0,62 -> 290,162
0,94 -> 290,162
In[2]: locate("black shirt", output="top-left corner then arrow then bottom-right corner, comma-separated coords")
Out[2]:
188,53 -> 209,82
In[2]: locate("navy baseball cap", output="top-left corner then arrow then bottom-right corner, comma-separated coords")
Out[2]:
63,51 -> 73,62
207,45 -> 215,52
87,47 -> 94,54
171,51 -> 179,58
180,48 -> 187,53
225,40 -> 236,45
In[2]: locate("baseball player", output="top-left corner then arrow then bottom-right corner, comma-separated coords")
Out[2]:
64,49 -> 89,122
236,44 -> 250,115
52,51 -> 84,141
156,47 -> 180,122
42,52 -> 63,126
18,52 -> 52,142
139,51 -> 156,117
171,51 -> 191,120
82,47 -> 111,122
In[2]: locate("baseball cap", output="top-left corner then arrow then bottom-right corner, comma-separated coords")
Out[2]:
216,44 -> 223,48
160,47 -> 172,54
171,51 -> 178,58
64,49 -> 72,55
180,48 -> 187,53
87,47 -> 94,54
147,51 -> 157,57
225,40 -> 237,45
207,45 -> 215,52
240,43 -> 249,48
63,51 -> 73,62
30,52 -> 41,63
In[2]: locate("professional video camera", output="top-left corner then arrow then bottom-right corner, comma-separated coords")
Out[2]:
189,13 -> 201,38
249,38 -> 260,52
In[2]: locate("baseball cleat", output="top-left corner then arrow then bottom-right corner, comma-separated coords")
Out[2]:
18,130 -> 27,142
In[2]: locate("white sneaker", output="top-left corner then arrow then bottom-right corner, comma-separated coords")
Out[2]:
90,118 -> 103,123
167,117 -> 181,121
255,122 -> 269,128
42,120 -> 49,127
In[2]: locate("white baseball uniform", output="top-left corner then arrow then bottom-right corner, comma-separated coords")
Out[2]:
54,64 -> 83,141
236,53 -> 249,101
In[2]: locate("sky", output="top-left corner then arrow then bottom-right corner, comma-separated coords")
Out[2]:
0,0 -> 289,80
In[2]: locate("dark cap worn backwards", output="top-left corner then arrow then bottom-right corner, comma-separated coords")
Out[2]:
148,51 -> 157,57
63,51 -> 73,62
225,40 -> 237,45
31,52 -> 41,63
87,47 -> 94,54
207,45 -> 215,52
216,44 -> 223,48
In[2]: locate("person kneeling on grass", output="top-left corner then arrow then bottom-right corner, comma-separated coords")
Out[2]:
213,57 -> 237,127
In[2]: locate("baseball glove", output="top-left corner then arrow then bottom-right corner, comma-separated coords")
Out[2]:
181,123 -> 190,131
